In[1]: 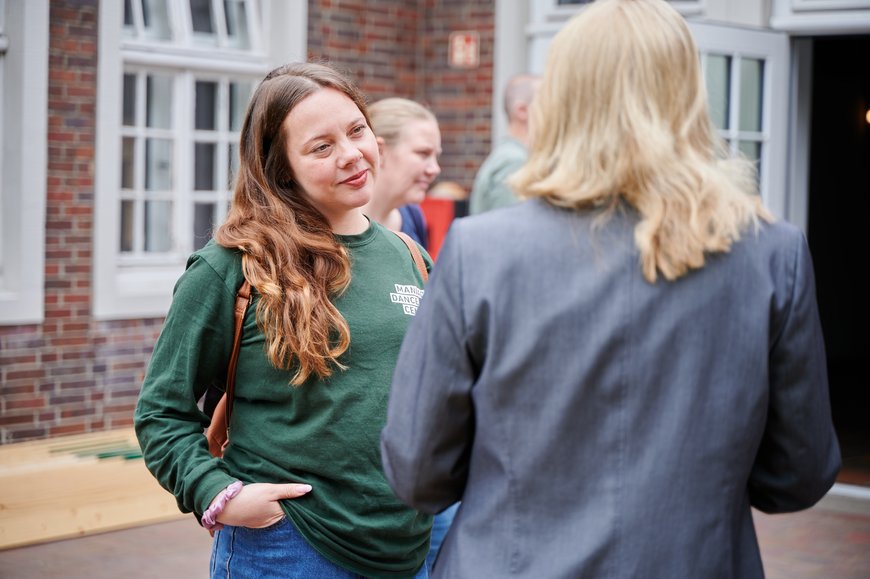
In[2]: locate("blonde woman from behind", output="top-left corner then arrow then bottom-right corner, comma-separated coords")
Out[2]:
381,1 -> 840,577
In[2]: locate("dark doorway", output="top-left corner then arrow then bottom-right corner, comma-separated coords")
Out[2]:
807,35 -> 870,486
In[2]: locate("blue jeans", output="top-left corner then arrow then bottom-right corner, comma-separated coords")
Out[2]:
425,503 -> 459,573
210,517 -> 428,579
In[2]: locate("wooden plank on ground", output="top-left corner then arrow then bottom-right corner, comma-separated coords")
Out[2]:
0,429 -> 186,550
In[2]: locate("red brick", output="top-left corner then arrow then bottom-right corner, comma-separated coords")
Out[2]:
50,336 -> 90,347
5,397 -> 47,410
50,423 -> 88,436
0,414 -> 34,426
0,384 -> 37,396
61,322 -> 91,333
63,294 -> 90,304
0,353 -> 38,365
6,369 -> 46,381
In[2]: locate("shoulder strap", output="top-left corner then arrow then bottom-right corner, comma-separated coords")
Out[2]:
394,231 -> 429,282
224,280 -> 252,427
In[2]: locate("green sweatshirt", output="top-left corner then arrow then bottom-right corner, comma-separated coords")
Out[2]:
135,221 -> 432,578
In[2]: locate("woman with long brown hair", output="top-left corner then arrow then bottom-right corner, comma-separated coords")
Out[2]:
135,62 -> 431,578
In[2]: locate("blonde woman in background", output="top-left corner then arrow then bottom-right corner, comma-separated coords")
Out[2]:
364,97 -> 457,572
381,1 -> 840,577
362,98 -> 442,249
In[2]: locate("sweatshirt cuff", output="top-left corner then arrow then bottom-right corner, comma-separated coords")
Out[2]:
193,469 -> 240,515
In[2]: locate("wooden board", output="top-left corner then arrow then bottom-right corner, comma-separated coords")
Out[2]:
0,429 -> 186,550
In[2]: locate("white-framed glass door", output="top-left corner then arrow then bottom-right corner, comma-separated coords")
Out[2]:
689,22 -> 790,217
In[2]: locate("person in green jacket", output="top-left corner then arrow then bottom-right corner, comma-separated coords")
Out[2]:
469,73 -> 540,215
134,62 -> 432,579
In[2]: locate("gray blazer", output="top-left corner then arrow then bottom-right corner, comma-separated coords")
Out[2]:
381,199 -> 840,579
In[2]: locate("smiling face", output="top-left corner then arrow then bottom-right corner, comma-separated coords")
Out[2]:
378,118 -> 442,206
283,87 -> 379,233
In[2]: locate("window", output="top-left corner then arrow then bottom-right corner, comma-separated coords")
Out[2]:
703,54 -> 766,176
692,22 -> 789,215
0,0 -> 49,325
190,76 -> 253,250
95,0 -> 307,319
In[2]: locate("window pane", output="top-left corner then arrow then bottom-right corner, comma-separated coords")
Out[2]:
229,81 -> 251,131
144,200 -> 173,252
228,143 -> 240,187
193,203 -> 215,250
224,0 -> 251,49
738,140 -> 762,184
145,138 -> 173,190
195,81 -> 218,130
190,0 -> 215,33
739,58 -> 764,132
705,54 -> 731,130
146,74 -> 172,129
123,73 -> 136,126
120,200 -> 135,252
195,142 -> 216,190
121,137 -> 136,189
738,140 -> 761,164
142,0 -> 171,39
124,0 -> 134,27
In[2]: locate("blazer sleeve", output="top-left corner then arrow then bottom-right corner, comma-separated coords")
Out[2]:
748,230 -> 841,513
381,224 -> 475,514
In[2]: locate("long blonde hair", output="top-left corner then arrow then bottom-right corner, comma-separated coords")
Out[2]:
511,0 -> 771,282
214,62 -> 371,386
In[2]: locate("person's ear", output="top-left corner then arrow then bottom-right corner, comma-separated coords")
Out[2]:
515,102 -> 530,123
376,136 -> 387,167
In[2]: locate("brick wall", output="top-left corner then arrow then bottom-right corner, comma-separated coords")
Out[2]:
0,0 -> 162,444
1,0 -> 497,444
308,0 -> 495,191
308,0 -> 423,100
421,0 -> 495,189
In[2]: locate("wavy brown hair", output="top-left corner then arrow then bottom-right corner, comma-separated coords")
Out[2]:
214,62 -> 371,386
511,0 -> 772,283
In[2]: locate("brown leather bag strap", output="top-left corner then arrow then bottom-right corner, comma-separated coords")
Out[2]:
394,231 -> 429,282
224,280 -> 252,428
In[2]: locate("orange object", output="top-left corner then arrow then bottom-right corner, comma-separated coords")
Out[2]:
419,198 -> 456,261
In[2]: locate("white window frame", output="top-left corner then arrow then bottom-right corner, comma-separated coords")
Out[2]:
0,0 -> 6,296
690,22 -> 789,218
771,0 -> 870,33
94,0 -> 307,320
0,0 -> 49,326
533,0 -> 704,24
